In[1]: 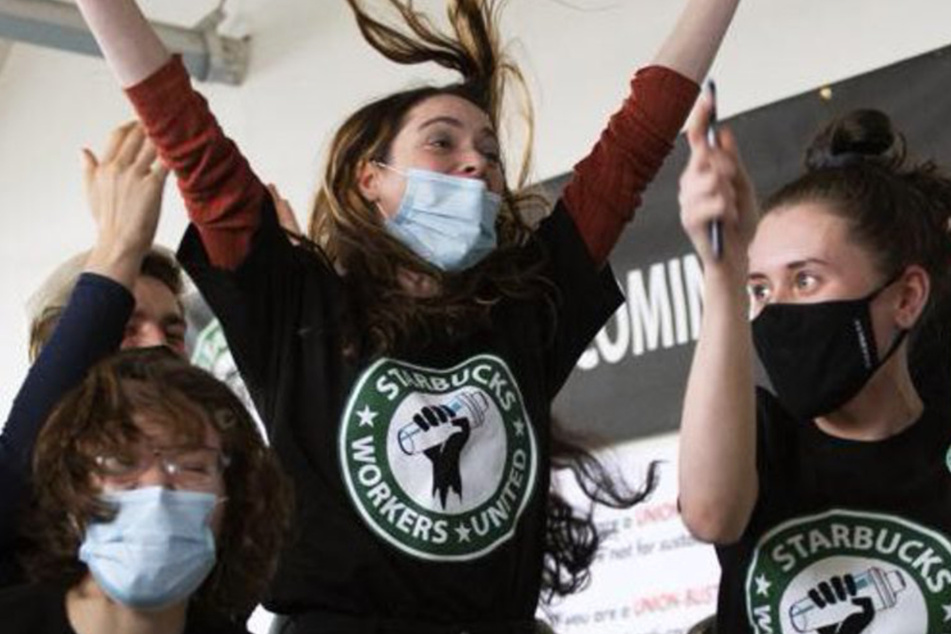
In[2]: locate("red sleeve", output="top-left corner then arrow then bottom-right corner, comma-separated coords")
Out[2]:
125,56 -> 266,270
562,66 -> 700,267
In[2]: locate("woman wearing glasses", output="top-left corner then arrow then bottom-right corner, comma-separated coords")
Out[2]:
0,348 -> 290,634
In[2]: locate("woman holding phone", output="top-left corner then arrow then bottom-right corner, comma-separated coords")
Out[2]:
678,102 -> 951,633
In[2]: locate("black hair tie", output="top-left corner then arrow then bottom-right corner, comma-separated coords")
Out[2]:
818,151 -> 866,169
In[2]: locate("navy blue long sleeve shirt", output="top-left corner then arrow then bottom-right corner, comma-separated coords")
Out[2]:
0,273 -> 133,586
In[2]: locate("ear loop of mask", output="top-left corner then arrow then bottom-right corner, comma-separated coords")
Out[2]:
868,268 -> 912,368
372,160 -> 399,174
369,160 -> 403,219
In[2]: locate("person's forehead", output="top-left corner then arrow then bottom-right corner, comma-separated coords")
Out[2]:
132,275 -> 182,316
749,202 -> 858,274
404,94 -> 494,132
131,410 -> 222,449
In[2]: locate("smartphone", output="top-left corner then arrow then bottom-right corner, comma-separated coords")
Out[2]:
706,79 -> 724,260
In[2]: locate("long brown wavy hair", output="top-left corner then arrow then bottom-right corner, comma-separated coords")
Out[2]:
22,347 -> 292,620
308,0 -> 554,353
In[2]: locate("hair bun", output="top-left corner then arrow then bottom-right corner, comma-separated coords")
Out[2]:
805,109 -> 903,171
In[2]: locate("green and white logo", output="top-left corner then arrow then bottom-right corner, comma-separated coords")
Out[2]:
746,509 -> 951,633
190,317 -> 266,441
191,318 -> 239,384
339,354 -> 537,561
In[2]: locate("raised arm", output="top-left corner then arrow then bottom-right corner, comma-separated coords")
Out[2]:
3,123 -> 165,465
676,97 -> 758,544
651,0 -> 740,83
74,0 -> 169,87
562,0 -> 741,266
83,123 -> 170,286
76,0 -> 266,269
0,124 -> 163,576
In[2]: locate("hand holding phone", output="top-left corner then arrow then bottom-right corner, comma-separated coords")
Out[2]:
706,79 -> 724,260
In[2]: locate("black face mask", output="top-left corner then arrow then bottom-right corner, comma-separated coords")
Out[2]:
751,278 -> 907,420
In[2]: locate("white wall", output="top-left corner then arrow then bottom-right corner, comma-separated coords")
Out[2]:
2,0 -> 950,415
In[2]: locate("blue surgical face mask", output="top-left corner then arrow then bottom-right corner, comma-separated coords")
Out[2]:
79,486 -> 218,610
378,165 -> 501,272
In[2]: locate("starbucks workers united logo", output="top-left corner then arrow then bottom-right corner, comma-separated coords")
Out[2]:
339,355 -> 538,561
746,510 -> 951,633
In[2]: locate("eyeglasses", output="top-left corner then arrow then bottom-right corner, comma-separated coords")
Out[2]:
95,445 -> 231,491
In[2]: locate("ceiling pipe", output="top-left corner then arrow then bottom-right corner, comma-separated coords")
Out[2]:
0,0 -> 249,84
0,39 -> 10,73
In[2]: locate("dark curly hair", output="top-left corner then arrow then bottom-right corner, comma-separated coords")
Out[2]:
22,347 -> 292,620
540,424 -> 660,604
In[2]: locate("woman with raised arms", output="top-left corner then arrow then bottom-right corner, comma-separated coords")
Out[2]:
76,0 -> 740,631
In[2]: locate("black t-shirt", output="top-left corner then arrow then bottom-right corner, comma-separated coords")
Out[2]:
0,581 -> 248,634
716,388 -> 951,634
178,198 -> 622,624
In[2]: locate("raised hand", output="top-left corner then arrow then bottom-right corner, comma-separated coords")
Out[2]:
83,122 -> 170,289
678,94 -> 757,272
268,183 -> 304,244
676,92 -> 759,546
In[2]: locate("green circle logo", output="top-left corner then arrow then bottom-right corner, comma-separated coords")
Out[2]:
190,318 -> 264,438
339,355 -> 537,561
746,509 -> 951,633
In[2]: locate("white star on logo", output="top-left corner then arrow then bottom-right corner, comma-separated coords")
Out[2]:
356,405 -> 378,428
755,574 -> 771,597
943,603 -> 951,622
513,419 -> 525,437
455,524 -> 472,543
